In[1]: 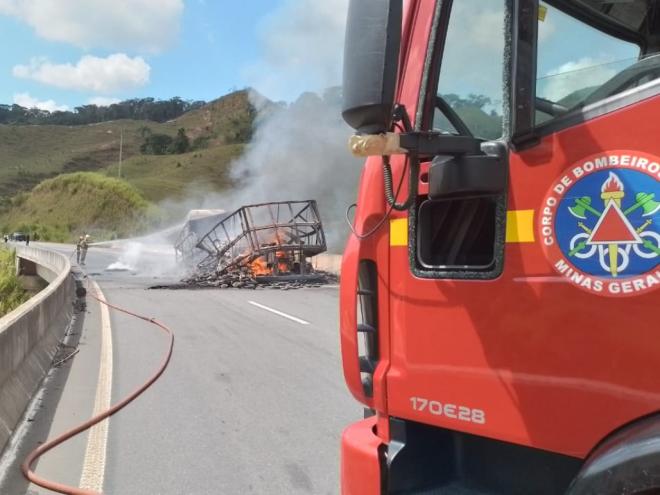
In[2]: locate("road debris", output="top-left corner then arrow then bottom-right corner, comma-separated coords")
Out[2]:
172,200 -> 329,288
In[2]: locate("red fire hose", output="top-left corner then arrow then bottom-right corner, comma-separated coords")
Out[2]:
21,278 -> 175,494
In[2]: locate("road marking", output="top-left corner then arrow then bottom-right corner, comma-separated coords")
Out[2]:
248,301 -> 310,325
79,280 -> 113,492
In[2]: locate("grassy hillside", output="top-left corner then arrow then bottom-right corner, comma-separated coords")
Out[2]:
104,143 -> 243,202
175,90 -> 259,146
0,120 -> 159,200
0,172 -> 156,241
0,90 -> 257,204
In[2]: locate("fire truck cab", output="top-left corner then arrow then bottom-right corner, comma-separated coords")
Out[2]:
340,1 -> 660,493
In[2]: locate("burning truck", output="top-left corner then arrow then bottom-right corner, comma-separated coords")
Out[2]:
174,200 -> 329,287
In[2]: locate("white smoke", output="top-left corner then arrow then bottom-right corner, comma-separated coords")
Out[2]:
103,232 -> 183,278
225,90 -> 362,250
229,0 -> 361,251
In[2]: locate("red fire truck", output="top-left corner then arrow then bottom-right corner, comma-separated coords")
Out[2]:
340,0 -> 660,493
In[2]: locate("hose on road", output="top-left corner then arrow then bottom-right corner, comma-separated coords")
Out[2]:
21,275 -> 175,494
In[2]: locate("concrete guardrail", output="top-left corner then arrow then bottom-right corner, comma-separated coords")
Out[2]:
312,253 -> 342,276
0,246 -> 74,454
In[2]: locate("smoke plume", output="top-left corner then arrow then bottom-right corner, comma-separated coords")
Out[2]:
132,0 -> 361,258
230,0 -> 361,251
227,90 -> 361,250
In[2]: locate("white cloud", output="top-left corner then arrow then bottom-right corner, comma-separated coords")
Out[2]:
242,0 -> 349,100
88,96 -> 121,106
539,57 -> 618,102
13,92 -> 69,112
0,0 -> 183,53
13,54 -> 150,94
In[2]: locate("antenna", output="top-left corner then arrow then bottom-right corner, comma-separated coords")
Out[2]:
118,127 -> 123,179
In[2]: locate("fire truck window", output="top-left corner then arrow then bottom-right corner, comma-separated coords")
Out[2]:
535,3 -> 640,125
433,0 -> 505,140
417,197 -> 497,270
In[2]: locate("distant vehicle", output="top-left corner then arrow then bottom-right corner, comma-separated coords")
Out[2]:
11,232 -> 27,242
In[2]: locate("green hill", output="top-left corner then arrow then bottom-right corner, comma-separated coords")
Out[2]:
104,143 -> 243,202
0,172 -> 156,241
175,90 -> 261,146
0,89 -> 258,205
0,89 -> 264,240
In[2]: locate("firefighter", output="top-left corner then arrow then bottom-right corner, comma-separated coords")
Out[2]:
80,234 -> 90,265
76,236 -> 84,264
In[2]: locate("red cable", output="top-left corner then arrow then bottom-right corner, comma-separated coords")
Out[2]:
21,279 -> 175,494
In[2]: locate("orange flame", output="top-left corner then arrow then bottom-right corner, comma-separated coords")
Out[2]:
249,257 -> 271,276
275,250 -> 290,273
602,172 -> 624,193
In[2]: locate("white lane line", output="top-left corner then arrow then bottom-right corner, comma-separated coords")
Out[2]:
248,301 -> 310,325
79,280 -> 113,492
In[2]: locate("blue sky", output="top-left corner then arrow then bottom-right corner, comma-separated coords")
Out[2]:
0,0 -> 348,110
0,1 -> 641,113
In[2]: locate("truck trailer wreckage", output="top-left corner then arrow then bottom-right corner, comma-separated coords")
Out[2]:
174,200 -> 330,288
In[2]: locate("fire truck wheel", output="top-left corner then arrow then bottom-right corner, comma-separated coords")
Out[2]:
566,415 -> 660,495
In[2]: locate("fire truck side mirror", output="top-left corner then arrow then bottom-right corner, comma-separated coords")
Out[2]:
342,0 -> 402,134
428,151 -> 508,200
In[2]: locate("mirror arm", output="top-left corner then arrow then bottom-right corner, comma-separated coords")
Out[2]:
349,131 -> 481,158
392,104 -> 413,132
399,133 -> 481,156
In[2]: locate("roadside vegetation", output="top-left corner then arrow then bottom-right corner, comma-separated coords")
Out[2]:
0,248 -> 28,317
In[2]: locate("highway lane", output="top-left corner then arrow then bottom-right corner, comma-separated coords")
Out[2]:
3,242 -> 357,494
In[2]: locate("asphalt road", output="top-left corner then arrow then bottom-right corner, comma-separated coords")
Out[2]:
0,242 -> 357,494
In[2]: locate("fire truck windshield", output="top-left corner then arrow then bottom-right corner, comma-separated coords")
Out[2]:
534,2 -> 660,124
431,1 -> 657,139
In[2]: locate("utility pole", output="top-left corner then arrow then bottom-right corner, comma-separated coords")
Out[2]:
118,127 -> 124,179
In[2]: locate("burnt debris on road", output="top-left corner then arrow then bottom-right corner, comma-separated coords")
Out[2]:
170,200 -> 331,289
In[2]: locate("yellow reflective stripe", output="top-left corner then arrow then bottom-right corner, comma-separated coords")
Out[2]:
506,209 -> 535,243
388,210 -> 535,247
390,218 -> 408,246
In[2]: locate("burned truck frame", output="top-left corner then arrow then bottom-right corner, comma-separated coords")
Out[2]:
175,200 -> 326,278
174,209 -> 227,267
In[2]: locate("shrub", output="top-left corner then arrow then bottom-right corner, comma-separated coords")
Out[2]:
0,249 -> 28,316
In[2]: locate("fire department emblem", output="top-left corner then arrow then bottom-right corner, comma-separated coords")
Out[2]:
539,151 -> 660,297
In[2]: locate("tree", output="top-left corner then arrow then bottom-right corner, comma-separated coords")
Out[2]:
0,97 -> 210,125
168,128 -> 190,154
140,134 -> 173,155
